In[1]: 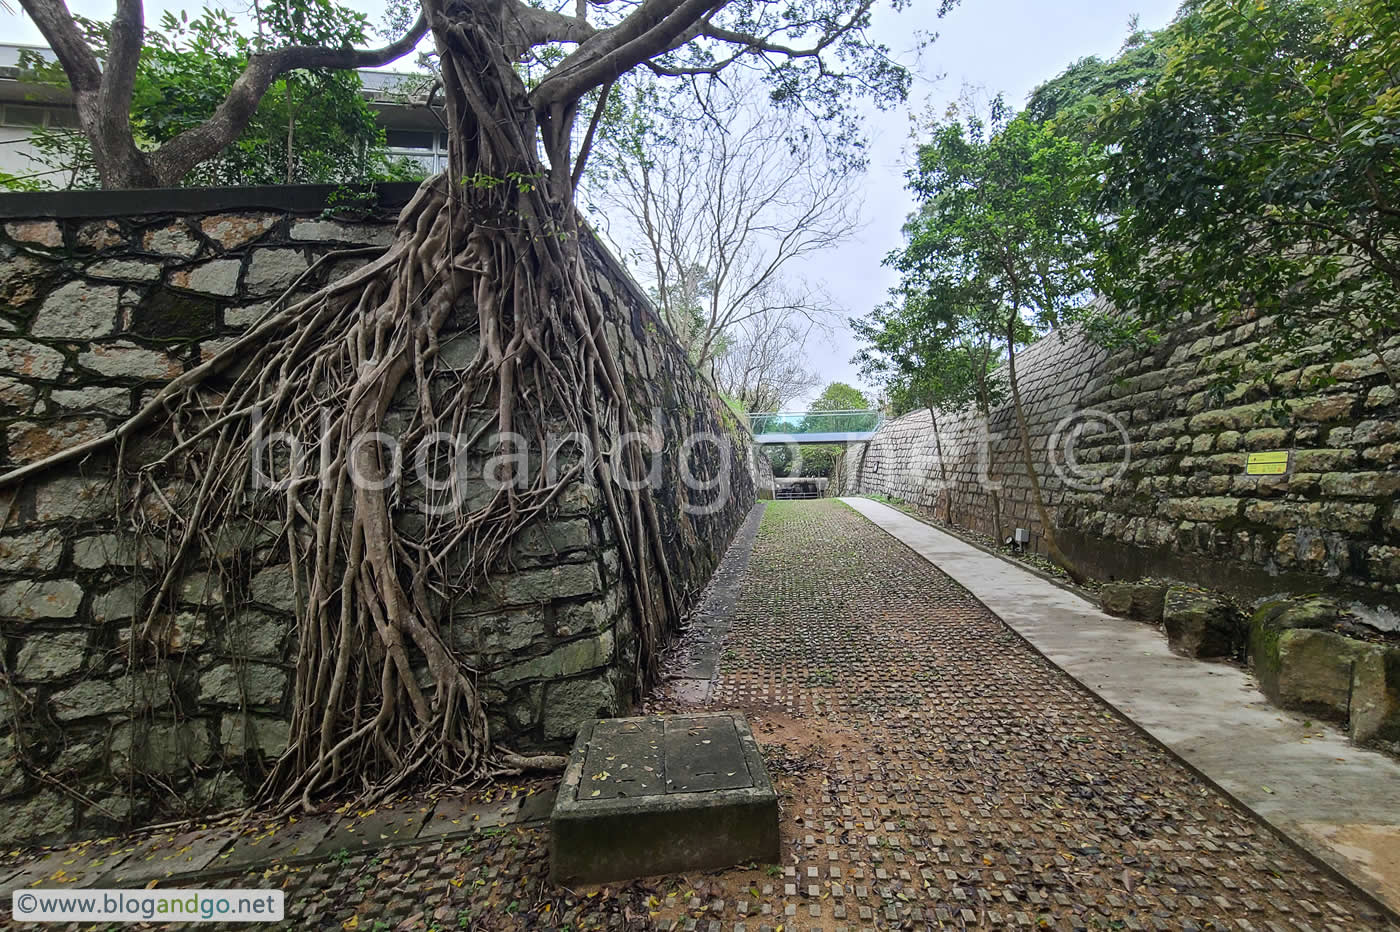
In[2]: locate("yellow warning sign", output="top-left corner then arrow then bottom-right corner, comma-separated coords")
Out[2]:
1245,451 -> 1291,476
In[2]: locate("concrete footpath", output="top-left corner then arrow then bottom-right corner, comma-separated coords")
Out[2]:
842,496 -> 1400,916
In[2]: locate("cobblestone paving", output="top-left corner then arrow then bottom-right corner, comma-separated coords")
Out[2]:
671,500 -> 1391,931
6,499 -> 1394,930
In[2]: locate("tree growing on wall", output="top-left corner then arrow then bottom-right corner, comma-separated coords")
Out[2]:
12,7 -> 418,189
1023,16 -> 1168,148
1093,0 -> 1400,392
8,0 -> 951,809
893,97 -> 1100,579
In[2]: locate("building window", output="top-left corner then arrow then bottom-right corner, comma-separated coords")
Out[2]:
0,104 -> 78,128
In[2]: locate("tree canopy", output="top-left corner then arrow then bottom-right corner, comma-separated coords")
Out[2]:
20,0 -> 957,189
1093,0 -> 1400,389
11,7 -> 419,189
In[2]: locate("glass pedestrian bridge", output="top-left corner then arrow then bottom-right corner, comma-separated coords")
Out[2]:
748,410 -> 885,444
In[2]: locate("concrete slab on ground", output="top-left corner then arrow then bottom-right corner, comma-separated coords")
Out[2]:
419,796 -> 521,837
96,830 -> 230,885
312,801 -> 434,856
842,495 -> 1400,914
214,816 -> 333,870
550,712 -> 779,883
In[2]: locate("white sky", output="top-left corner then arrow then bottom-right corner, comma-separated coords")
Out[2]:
3,0 -> 1183,406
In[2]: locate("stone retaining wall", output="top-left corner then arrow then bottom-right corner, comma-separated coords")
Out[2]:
843,314 -> 1400,615
0,184 -> 755,843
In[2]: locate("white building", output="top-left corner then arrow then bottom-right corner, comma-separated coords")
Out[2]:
0,42 -> 448,185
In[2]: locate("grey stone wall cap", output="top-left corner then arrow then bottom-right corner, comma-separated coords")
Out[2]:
0,182 -> 424,220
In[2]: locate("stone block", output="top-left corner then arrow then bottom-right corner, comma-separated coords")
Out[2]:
1349,646 -> 1400,746
200,213 -> 278,249
111,720 -> 213,775
1242,427 -> 1289,450
0,579 -> 83,620
7,418 -> 106,463
1292,449 -> 1356,472
87,259 -> 163,282
223,301 -> 271,328
544,676 -> 619,740
73,533 -> 164,569
51,386 -> 131,415
1249,601 -> 1376,725
225,610 -> 293,659
492,631 -> 614,685
169,259 -> 242,296
32,475 -> 109,521
1366,545 -> 1400,582
244,248 -> 309,295
1162,586 -> 1238,659
0,339 -> 65,379
7,220 -> 63,248
500,562 -> 601,606
221,714 -> 290,758
31,281 -> 120,339
199,663 -> 287,707
15,631 -> 87,680
141,223 -> 202,256
129,289 -> 218,339
1320,471 -> 1400,498
1098,581 -> 1167,623
77,341 -> 183,380
469,608 -> 547,654
51,673 -> 172,721
551,714 -> 779,883
249,564 -> 303,613
90,582 -> 140,624
0,376 -> 36,410
1290,393 -> 1357,423
119,612 -> 210,655
0,528 -> 63,572
178,571 -> 225,608
74,220 -> 124,251
6,790 -> 74,845
290,220 -> 394,246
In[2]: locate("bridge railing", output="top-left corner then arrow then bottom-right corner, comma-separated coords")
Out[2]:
748,409 -> 884,438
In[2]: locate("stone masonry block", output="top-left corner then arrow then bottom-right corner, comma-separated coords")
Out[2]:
551,714 -> 779,883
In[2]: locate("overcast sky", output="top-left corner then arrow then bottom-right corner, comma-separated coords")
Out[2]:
5,0 -> 1183,407
788,0 -> 1185,406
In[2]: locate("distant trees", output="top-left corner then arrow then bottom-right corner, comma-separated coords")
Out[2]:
712,311 -> 823,414
590,80 -> 859,374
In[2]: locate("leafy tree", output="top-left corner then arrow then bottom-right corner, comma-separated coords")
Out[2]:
1094,0 -> 1400,391
1024,18 -> 1169,146
851,283 -> 1004,523
12,7 -> 417,189
809,381 -> 869,412
9,0 -> 956,808
894,98 -> 1101,579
